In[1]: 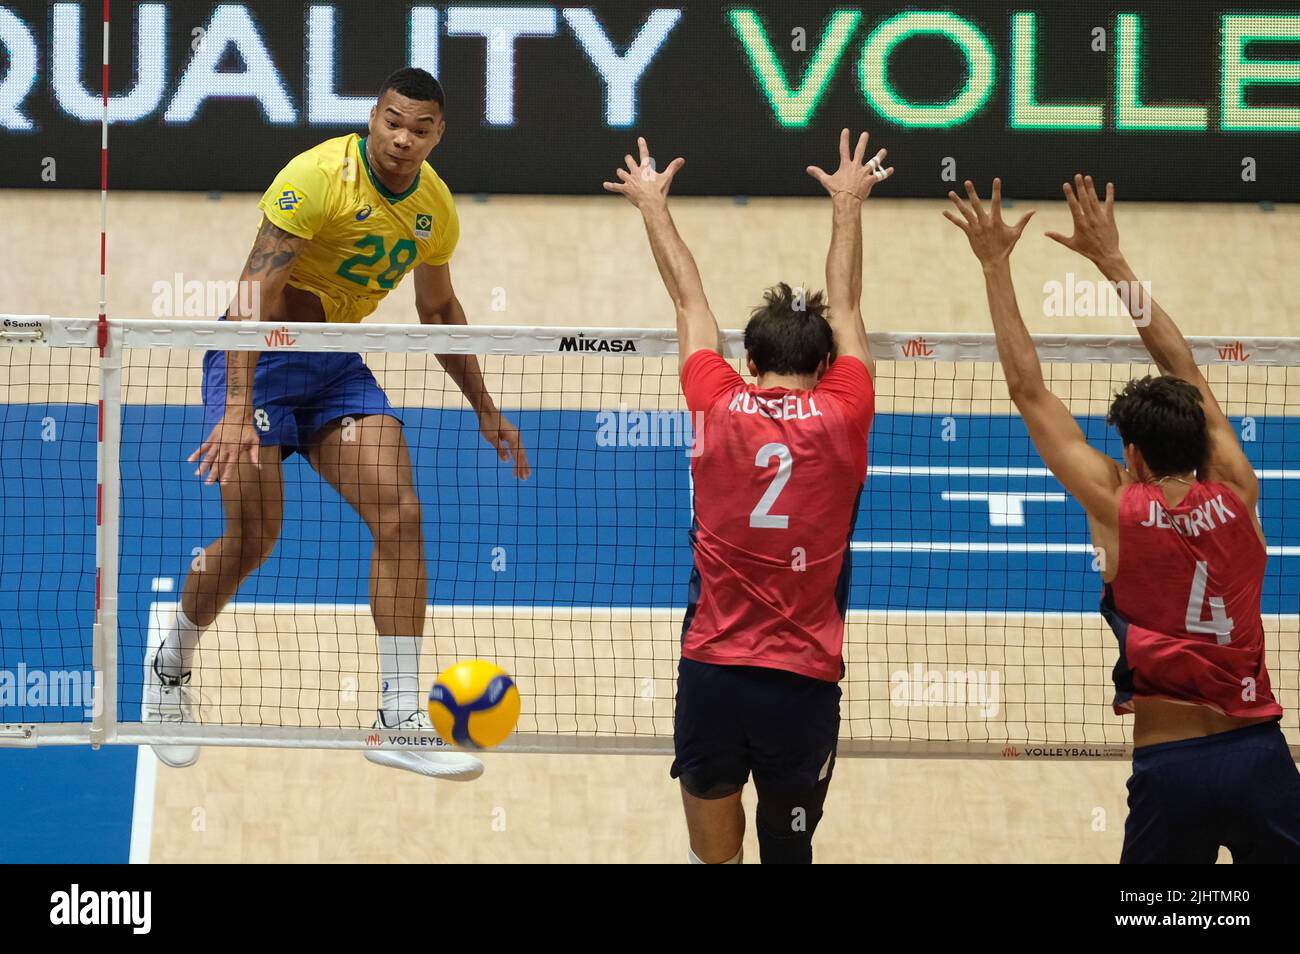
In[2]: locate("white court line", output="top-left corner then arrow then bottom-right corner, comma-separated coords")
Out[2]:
869,466 -> 1300,479
852,541 -> 1092,553
128,746 -> 156,864
849,541 -> 1300,556
871,466 -> 1056,477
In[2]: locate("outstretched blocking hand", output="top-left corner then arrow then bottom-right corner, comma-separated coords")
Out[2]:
602,137 -> 685,211
1046,174 -> 1121,267
806,128 -> 893,200
943,179 -> 1035,267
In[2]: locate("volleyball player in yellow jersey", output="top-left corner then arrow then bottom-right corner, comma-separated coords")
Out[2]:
143,68 -> 530,780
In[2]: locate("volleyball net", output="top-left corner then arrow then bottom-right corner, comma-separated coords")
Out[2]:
2,317 -> 1297,758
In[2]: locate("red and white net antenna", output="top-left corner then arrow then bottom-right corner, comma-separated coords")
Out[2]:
98,0 -> 109,335
95,0 -> 107,595
92,0 -> 118,745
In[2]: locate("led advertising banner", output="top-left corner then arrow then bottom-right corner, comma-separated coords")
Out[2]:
2,2 -> 1299,198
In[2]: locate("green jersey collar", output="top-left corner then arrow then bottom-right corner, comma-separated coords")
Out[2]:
358,136 -> 421,203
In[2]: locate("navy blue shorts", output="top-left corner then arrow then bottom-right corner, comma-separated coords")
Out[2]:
202,347 -> 396,458
670,657 -> 840,799
1122,720 -> 1300,863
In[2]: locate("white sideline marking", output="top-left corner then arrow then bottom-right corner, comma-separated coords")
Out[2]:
849,541 -> 1300,556
128,746 -> 157,864
852,541 -> 1093,553
869,466 -> 1300,479
872,466 -> 1057,477
939,491 -> 1069,527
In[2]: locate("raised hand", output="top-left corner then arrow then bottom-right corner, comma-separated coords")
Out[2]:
1045,174 -> 1121,266
807,128 -> 893,200
943,179 -> 1035,267
602,136 -> 685,210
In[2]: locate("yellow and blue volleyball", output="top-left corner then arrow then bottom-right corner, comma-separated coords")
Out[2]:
427,659 -> 521,749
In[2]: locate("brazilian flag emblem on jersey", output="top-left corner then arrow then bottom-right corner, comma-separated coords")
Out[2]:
414,213 -> 433,239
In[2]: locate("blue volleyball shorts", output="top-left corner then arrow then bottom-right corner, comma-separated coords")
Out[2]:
201,346 -> 397,458
1122,720 -> 1300,863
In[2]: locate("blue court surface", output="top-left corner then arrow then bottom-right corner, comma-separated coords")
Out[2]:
2,404 -> 1297,861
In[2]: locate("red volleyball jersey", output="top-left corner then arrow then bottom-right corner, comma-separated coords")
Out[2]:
1101,480 -> 1281,719
679,350 -> 873,682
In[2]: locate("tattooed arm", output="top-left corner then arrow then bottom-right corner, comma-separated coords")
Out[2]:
224,218 -> 306,416
190,217 -> 307,485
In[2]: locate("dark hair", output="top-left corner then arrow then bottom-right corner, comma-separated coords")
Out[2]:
1106,375 -> 1207,476
378,67 -> 445,111
743,283 -> 835,376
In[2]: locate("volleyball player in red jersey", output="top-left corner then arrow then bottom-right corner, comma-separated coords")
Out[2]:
945,175 -> 1300,863
604,131 -> 890,863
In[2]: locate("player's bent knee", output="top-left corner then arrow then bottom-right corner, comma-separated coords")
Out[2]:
679,773 -> 743,801
395,494 -> 423,526
679,780 -> 745,862
367,494 -> 424,544
235,541 -> 276,577
755,779 -> 830,865
226,523 -> 281,576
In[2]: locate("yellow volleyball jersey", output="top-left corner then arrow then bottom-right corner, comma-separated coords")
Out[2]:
256,133 -> 459,323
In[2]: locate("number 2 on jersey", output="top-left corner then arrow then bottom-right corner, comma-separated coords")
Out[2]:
1184,560 -> 1233,644
750,442 -> 792,529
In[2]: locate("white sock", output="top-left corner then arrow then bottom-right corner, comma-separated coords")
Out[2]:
688,847 -> 743,864
378,635 -> 422,723
157,605 -> 203,679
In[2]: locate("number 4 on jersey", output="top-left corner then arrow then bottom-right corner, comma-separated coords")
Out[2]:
1185,560 -> 1233,644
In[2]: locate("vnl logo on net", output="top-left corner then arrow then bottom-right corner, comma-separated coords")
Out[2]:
50,885 -> 151,935
0,665 -> 101,716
